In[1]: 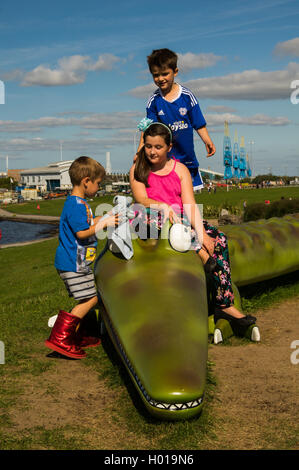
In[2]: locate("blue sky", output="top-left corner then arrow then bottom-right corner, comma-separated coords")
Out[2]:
0,0 -> 299,176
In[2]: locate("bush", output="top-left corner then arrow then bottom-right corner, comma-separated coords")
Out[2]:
244,198 -> 299,221
202,202 -> 243,219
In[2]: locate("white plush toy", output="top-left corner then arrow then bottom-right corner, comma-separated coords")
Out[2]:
169,223 -> 192,252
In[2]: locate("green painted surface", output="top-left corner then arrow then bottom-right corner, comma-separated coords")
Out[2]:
225,215 -> 299,286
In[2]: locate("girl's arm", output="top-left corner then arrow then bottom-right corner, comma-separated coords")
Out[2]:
133,133 -> 144,162
177,163 -> 215,254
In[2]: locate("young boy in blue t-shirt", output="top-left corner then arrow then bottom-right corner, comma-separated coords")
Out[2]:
45,156 -> 118,359
136,48 -> 215,190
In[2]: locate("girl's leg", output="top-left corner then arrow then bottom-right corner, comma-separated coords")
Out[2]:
203,222 -> 257,334
203,221 -> 248,319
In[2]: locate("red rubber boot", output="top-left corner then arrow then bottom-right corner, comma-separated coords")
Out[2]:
75,315 -> 101,349
45,310 -> 86,359
76,331 -> 101,348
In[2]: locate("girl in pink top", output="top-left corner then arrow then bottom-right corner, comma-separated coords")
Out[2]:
130,122 -> 257,331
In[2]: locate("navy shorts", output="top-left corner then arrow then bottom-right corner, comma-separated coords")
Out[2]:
189,167 -> 204,190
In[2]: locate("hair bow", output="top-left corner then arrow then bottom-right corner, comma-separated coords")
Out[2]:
137,117 -> 153,132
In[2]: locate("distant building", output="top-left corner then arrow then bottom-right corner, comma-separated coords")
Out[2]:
20,160 -> 74,192
7,169 -> 25,183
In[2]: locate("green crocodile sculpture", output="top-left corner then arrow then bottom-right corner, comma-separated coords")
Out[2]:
94,213 -> 299,420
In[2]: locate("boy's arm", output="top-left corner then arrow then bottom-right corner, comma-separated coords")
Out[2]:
76,214 -> 119,240
196,126 -> 216,158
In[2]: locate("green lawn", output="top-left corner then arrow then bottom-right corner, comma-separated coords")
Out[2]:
195,185 -> 299,217
3,186 -> 299,219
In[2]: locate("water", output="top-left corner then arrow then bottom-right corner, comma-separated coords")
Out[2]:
0,220 -> 57,245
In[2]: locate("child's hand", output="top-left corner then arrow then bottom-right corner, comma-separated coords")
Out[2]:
102,213 -> 120,229
162,204 -> 180,224
206,142 -> 216,158
203,232 -> 215,256
95,213 -> 120,231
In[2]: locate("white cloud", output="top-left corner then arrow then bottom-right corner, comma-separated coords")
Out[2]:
274,37 -> 299,57
0,111 -> 143,132
21,53 -> 121,86
128,62 -> 299,101
128,82 -> 155,99
186,62 -> 299,100
205,112 -> 290,127
22,64 -> 85,87
90,54 -> 120,71
177,52 -> 223,73
206,105 -> 237,113
0,69 -> 24,81
0,135 -> 134,154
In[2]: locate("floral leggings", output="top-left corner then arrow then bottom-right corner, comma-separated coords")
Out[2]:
133,208 -> 234,308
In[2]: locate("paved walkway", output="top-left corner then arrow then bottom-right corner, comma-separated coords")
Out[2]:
0,235 -> 58,249
0,207 -> 60,224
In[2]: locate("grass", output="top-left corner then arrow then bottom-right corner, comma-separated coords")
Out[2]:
240,271 -> 299,313
196,185 -> 299,209
1,235 -> 299,450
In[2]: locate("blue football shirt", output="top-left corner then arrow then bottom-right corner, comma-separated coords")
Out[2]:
146,84 -> 206,170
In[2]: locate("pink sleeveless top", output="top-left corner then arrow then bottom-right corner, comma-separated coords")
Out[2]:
146,159 -> 183,212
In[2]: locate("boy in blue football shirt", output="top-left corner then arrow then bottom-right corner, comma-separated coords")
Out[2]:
136,48 -> 215,190
45,156 -> 118,359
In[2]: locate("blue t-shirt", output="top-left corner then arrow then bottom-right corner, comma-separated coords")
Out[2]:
146,84 -> 206,169
55,195 -> 97,273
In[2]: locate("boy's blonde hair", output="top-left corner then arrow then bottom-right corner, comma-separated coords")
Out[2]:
69,156 -> 106,186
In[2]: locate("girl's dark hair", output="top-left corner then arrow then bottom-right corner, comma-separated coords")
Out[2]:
134,123 -> 172,187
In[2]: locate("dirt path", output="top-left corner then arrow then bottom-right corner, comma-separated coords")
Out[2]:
208,298 -> 299,450
6,298 -> 299,450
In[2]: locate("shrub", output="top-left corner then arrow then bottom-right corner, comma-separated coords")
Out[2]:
244,198 -> 299,221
